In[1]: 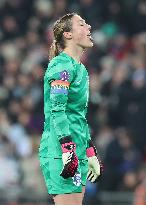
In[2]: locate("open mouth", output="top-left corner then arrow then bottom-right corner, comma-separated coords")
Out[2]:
87,33 -> 93,41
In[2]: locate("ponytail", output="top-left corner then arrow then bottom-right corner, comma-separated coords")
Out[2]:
49,13 -> 75,61
49,40 -> 61,61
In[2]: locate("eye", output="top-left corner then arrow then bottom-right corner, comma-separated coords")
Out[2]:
80,22 -> 86,26
79,20 -> 86,26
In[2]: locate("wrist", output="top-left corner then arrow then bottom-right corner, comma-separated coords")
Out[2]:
59,136 -> 72,144
86,147 -> 95,157
86,140 -> 97,157
59,136 -> 76,153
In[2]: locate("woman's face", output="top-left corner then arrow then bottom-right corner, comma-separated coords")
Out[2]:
71,15 -> 93,48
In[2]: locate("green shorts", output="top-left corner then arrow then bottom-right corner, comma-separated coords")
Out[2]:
39,157 -> 88,195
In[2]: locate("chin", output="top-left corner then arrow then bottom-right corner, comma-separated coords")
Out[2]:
82,42 -> 94,48
79,41 -> 94,49
85,42 -> 94,48
89,42 -> 94,47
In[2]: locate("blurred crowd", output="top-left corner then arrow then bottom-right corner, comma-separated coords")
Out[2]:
0,0 -> 146,204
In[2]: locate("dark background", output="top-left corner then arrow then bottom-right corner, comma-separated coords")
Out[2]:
0,0 -> 146,204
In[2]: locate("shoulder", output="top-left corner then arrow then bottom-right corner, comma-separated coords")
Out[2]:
45,54 -> 76,82
49,54 -> 74,70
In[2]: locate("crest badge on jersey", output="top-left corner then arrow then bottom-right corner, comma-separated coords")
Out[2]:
72,172 -> 81,186
60,70 -> 70,81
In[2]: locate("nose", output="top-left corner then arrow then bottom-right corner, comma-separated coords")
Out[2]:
87,24 -> 91,30
87,24 -> 91,31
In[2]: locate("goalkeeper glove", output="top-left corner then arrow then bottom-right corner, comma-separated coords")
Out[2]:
59,136 -> 78,179
86,140 -> 102,183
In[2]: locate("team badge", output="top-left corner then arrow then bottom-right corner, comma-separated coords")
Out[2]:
60,70 -> 70,81
72,172 -> 81,186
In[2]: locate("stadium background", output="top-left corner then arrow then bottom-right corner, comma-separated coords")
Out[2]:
0,0 -> 146,204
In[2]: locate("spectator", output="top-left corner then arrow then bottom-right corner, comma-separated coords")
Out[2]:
133,164 -> 146,205
0,0 -> 146,200
101,128 -> 141,190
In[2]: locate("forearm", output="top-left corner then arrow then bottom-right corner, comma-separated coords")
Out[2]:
51,111 -> 71,140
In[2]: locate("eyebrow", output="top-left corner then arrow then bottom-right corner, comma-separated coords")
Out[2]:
79,19 -> 86,23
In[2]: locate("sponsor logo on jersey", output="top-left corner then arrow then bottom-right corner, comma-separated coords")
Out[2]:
72,172 -> 81,186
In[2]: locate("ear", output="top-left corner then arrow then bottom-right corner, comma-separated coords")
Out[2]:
63,32 -> 72,40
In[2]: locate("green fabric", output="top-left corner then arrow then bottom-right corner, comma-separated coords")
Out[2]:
39,157 -> 88,194
39,52 -> 91,159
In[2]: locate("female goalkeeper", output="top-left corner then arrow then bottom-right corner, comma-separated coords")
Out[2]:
39,13 -> 101,205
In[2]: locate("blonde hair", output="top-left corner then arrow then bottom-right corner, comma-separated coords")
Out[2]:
49,13 -> 76,60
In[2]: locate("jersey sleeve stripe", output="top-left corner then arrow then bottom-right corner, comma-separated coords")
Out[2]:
51,80 -> 70,87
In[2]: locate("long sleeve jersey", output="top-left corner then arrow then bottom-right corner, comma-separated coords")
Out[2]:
39,52 -> 91,159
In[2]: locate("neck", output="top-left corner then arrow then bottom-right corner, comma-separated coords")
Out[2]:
63,45 -> 84,63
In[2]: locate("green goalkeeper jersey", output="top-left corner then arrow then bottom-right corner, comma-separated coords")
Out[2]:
39,51 -> 91,159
